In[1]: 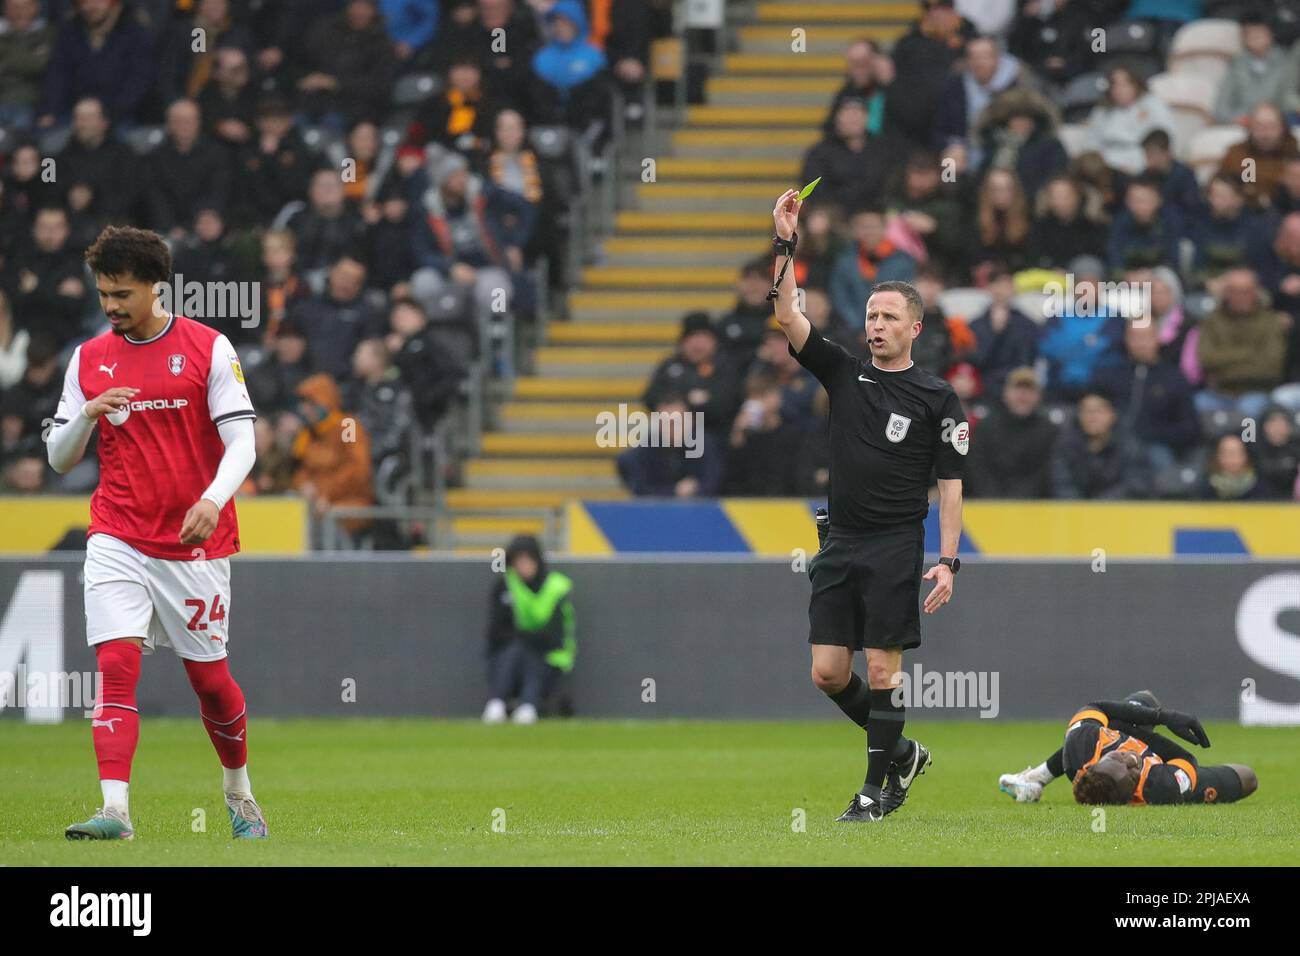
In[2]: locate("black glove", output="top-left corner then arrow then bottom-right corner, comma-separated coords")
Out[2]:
1159,709 -> 1210,748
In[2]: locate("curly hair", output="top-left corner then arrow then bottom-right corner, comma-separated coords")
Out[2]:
1072,767 -> 1128,805
84,226 -> 172,286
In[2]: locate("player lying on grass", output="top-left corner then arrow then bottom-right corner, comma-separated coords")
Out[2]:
998,690 -> 1258,805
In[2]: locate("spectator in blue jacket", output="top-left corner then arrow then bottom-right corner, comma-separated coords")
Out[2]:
1039,255 -> 1126,401
38,0 -> 155,126
531,0 -> 609,134
1107,175 -> 1181,272
968,266 -> 1039,397
829,207 -> 917,332
380,0 -> 440,67
1092,319 -> 1200,470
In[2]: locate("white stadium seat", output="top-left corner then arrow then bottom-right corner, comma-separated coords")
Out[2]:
1167,19 -> 1240,83
1057,122 -> 1091,159
1186,124 -> 1248,185
938,287 -> 992,321
1148,72 -> 1218,120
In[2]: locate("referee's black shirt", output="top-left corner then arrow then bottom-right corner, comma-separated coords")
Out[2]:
791,331 -> 969,531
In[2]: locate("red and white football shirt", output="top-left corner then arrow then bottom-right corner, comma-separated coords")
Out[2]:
54,314 -> 256,560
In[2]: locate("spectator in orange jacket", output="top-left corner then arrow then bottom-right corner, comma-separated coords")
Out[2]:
291,373 -> 374,536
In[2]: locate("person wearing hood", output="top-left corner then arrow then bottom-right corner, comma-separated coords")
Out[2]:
1050,390 -> 1150,500
290,372 -> 374,541
530,0 -> 610,137
1198,433 -> 1271,502
482,535 -> 576,724
974,87 -> 1068,203
413,147 -> 532,332
932,36 -> 1026,167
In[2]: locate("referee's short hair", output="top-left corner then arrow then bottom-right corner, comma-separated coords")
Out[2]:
870,280 -> 924,323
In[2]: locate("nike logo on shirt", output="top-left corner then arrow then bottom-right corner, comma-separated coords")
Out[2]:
858,374 -> 876,383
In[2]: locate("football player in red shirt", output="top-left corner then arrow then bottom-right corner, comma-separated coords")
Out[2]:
47,226 -> 267,840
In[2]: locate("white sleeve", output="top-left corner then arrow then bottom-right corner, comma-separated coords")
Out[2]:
47,346 -> 96,474
200,417 -> 256,510
207,334 -> 256,427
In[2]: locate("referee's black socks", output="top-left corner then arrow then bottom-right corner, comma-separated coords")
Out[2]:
828,673 -> 872,728
862,689 -> 906,798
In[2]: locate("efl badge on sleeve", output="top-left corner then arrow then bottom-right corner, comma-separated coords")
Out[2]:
885,413 -> 911,443
168,354 -> 186,376
230,354 -> 245,383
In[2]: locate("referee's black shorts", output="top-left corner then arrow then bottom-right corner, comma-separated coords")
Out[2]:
807,522 -> 924,651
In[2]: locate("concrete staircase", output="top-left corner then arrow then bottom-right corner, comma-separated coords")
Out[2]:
445,1 -> 912,551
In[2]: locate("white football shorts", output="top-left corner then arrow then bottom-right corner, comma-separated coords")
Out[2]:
84,533 -> 232,661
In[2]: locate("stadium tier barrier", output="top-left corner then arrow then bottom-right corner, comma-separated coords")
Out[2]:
2,557 -> 1297,723
563,500 -> 1300,558
4,498 -> 1300,558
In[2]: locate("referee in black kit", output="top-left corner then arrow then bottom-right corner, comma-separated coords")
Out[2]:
770,188 -> 969,822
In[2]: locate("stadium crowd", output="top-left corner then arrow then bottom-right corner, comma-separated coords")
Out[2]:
621,0 -> 1300,503
0,0 -> 669,516
1,0 -> 1298,513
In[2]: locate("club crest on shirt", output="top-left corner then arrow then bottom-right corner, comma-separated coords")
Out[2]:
168,354 -> 186,376
885,412 -> 911,443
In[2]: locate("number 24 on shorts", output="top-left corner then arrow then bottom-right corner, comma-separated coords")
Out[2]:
184,595 -> 227,640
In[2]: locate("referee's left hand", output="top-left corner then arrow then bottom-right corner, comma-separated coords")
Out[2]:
922,564 -> 954,614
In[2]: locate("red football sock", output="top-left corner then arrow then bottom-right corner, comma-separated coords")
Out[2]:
183,657 -> 247,770
92,640 -> 142,782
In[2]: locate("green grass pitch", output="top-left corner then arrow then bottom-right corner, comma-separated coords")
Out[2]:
2,718 -> 1297,866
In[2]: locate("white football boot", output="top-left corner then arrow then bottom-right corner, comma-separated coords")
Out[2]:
998,766 -> 1045,802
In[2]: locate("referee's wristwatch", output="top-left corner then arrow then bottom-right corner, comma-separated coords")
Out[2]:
939,556 -> 961,574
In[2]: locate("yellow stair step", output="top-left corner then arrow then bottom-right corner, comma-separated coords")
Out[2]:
534,346 -> 670,364
548,323 -> 677,343
672,128 -> 820,148
581,266 -> 736,288
501,402 -> 646,420
687,105 -> 824,126
603,236 -> 766,256
445,488 -> 629,509
513,377 -> 645,399
612,211 -> 771,233
653,157 -> 800,179
737,24 -> 906,42
466,458 -> 617,478
635,182 -> 790,200
708,76 -> 842,94
724,53 -> 844,75
755,2 -> 919,21
480,433 -> 623,456
568,288 -> 736,309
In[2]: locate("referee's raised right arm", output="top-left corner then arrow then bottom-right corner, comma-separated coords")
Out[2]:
771,189 -> 812,352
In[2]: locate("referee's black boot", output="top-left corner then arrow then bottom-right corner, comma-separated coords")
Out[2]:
881,740 -> 932,816
835,792 -> 884,822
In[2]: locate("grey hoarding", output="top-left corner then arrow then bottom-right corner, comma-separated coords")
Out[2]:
1,557 -> 1298,722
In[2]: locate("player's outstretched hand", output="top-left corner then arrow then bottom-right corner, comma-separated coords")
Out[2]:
83,387 -> 140,420
773,189 -> 801,241
922,563 -> 954,614
1160,709 -> 1211,748
180,498 -> 220,545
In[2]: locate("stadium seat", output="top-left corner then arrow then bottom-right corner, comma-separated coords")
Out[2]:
1098,20 -> 1159,56
122,126 -> 164,155
300,125 -> 343,157
1057,122 -> 1091,158
939,287 -> 991,322
1012,291 -> 1051,325
392,73 -> 440,108
1168,19 -> 1241,83
1149,72 -> 1217,122
1056,71 -> 1108,123
1187,124 -> 1248,184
